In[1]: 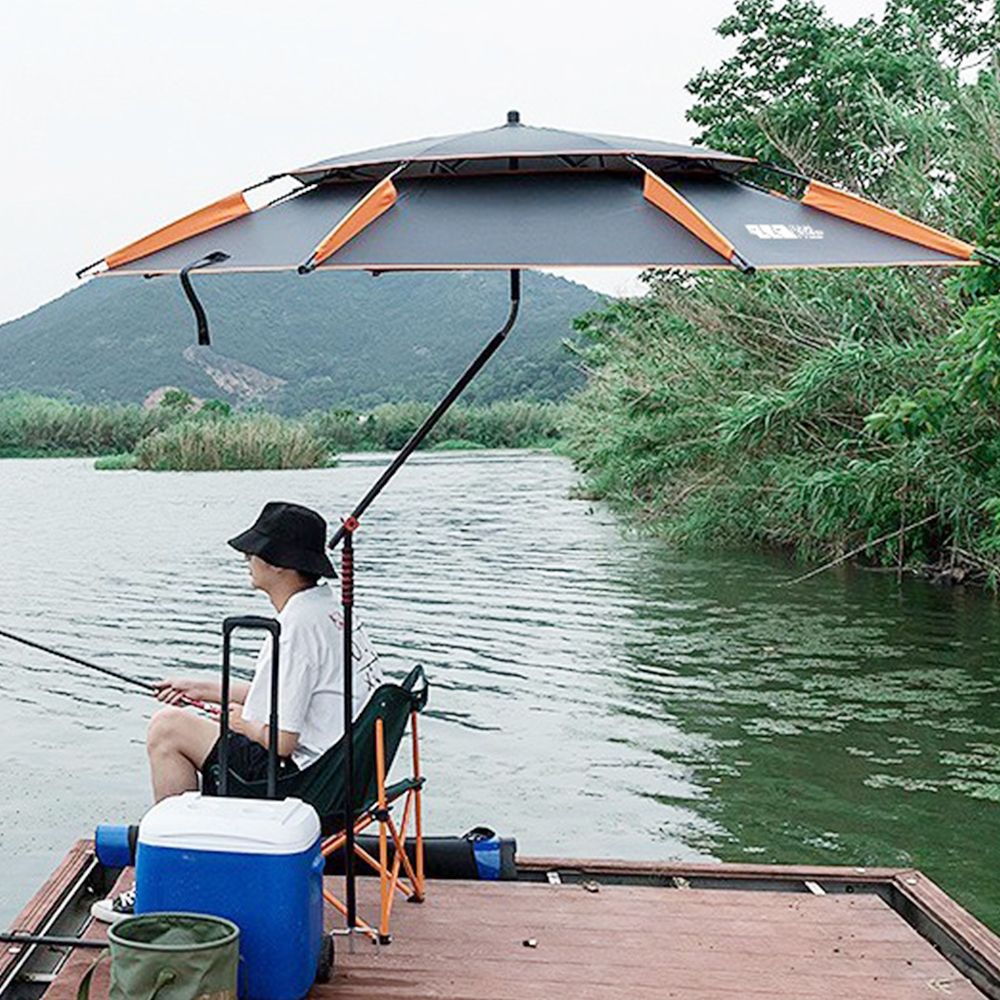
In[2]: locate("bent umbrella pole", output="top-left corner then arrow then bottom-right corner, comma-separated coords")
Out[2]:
328,268 -> 522,549
333,268 -> 521,931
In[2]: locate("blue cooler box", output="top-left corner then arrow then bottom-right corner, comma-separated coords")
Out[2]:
135,792 -> 323,1000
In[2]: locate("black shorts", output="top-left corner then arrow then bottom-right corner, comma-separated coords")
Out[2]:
201,734 -> 299,795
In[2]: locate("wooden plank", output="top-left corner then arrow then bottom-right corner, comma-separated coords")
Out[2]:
321,972 -> 981,1000
518,856 -> 906,884
6,841 -> 94,933
895,871 -> 1000,968
319,879 -> 987,1000
40,872 -> 122,1000
891,870 -> 1000,996
0,841 -> 95,988
399,880 -> 893,914
340,939 -> 961,979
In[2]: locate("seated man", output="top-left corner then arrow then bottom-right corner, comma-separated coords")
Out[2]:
93,500 -> 382,921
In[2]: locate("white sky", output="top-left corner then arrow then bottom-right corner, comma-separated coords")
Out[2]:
0,0 -> 885,322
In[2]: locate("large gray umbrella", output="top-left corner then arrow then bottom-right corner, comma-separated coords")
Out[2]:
78,111 -> 992,932
82,112 -> 981,278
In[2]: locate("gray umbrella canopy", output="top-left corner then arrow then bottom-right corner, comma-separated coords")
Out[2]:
288,115 -> 753,180
83,111 -> 984,280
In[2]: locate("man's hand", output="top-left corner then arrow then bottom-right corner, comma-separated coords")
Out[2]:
153,677 -> 244,707
154,677 -> 207,706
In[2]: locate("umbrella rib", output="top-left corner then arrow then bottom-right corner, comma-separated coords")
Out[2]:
299,163 -> 408,274
752,163 -> 982,262
628,156 -> 754,273
78,174 -> 302,279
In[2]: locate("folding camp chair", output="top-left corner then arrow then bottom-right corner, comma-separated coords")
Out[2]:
210,665 -> 428,942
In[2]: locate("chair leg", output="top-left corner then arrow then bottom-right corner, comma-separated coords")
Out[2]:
411,712 -> 425,900
321,811 -> 377,858
386,813 -> 422,897
319,710 -> 427,939
353,842 -> 413,898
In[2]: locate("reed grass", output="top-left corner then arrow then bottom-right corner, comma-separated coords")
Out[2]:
0,393 -> 164,457
1,394 -> 564,470
133,414 -> 329,471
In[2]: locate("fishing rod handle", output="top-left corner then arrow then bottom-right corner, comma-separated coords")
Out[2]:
182,695 -> 221,717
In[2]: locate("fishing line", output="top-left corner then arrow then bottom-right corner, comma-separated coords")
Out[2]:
0,626 -> 220,716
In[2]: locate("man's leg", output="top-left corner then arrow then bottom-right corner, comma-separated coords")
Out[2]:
147,707 -> 220,802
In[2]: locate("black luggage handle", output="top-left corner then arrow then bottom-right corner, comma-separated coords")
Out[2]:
219,615 -> 282,799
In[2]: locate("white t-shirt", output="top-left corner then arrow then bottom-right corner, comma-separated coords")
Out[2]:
241,584 -> 383,769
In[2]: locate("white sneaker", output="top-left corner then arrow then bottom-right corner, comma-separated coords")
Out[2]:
90,887 -> 135,924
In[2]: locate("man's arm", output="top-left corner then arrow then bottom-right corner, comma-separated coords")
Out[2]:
227,706 -> 299,758
155,678 -> 252,705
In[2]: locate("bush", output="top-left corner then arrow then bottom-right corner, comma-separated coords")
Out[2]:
94,453 -> 138,471
565,2 -> 1000,584
0,393 -> 165,457
133,415 -> 329,471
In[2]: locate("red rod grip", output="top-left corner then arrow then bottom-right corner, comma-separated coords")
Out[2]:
183,696 -> 221,717
341,547 -> 354,607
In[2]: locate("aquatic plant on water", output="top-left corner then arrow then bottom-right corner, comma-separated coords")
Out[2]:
133,414 -> 329,471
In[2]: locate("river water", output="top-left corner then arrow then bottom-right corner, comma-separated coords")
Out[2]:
2,452 -> 999,928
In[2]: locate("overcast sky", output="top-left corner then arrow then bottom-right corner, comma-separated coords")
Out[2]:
0,0 -> 885,322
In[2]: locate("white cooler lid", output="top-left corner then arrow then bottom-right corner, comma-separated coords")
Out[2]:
139,793 -> 321,855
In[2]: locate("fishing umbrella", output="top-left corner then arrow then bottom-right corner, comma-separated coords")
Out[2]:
77,110 -> 995,928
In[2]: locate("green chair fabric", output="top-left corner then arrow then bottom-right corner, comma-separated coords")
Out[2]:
209,665 -> 428,834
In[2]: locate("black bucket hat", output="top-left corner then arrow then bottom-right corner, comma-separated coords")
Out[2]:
228,501 -> 336,579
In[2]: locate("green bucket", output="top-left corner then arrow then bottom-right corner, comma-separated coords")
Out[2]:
78,913 -> 239,1000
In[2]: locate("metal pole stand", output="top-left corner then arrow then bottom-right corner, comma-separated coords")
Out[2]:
340,515 -> 359,932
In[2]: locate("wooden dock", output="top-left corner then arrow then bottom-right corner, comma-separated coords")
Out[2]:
9,844 -> 1000,1000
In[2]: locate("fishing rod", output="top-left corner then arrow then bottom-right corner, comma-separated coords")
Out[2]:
0,627 -> 220,716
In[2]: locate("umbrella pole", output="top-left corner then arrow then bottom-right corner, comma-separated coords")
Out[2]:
335,269 -> 522,934
341,522 -> 358,930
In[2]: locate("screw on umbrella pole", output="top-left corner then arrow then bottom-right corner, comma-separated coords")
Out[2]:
331,270 -> 521,931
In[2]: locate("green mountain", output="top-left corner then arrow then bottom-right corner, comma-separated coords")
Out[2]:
0,271 -> 602,413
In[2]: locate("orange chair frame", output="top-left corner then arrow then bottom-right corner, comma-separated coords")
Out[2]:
320,710 -> 425,942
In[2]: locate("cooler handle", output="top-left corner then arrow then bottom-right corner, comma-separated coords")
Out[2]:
220,615 -> 282,798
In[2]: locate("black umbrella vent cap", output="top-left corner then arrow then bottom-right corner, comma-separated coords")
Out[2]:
507,109 -> 521,125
